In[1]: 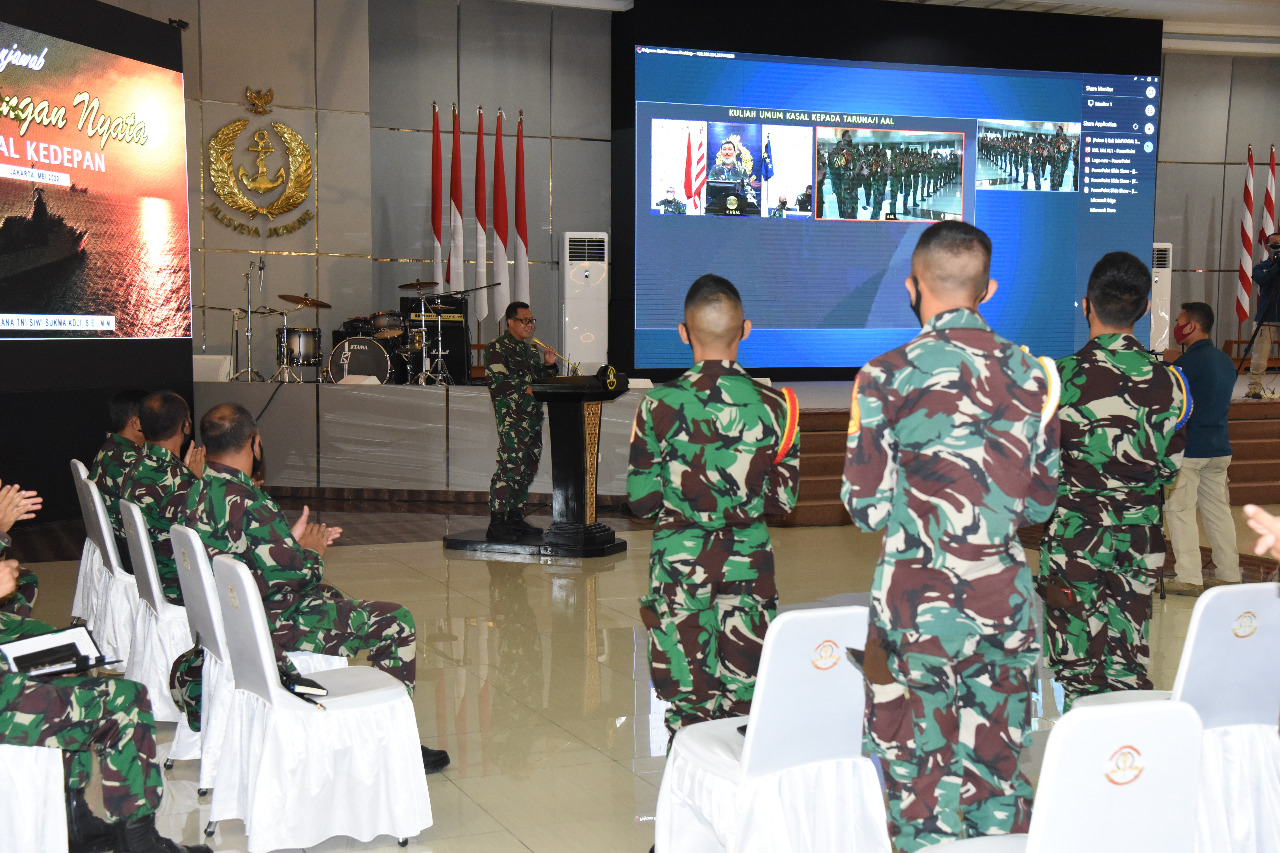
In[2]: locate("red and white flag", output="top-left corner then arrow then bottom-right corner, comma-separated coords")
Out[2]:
1261,145 -> 1276,253
1238,146 -> 1255,323
492,112 -> 510,315
513,112 -> 530,303
430,103 -> 442,281
474,107 -> 488,322
684,124 -> 706,213
446,105 -> 464,292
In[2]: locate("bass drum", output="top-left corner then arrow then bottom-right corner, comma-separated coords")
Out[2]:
327,336 -> 407,385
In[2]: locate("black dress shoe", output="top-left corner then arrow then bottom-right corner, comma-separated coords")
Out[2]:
506,509 -> 542,536
422,745 -> 451,774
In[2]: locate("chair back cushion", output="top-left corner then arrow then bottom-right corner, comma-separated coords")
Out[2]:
741,604 -> 868,778
1027,700 -> 1202,853
121,500 -> 164,614
212,554 -> 293,707
171,525 -> 230,660
1172,583 -> 1280,728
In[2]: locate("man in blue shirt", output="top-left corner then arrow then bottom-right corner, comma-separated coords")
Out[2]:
1163,302 -> 1241,595
1246,233 -> 1280,399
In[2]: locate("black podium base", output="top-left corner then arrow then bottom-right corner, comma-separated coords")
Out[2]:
443,524 -> 627,559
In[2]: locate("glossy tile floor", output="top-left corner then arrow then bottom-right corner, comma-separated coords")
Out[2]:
21,504 -> 1278,853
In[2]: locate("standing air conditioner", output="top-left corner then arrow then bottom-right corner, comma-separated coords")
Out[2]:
560,232 -> 609,372
1151,242 -> 1173,350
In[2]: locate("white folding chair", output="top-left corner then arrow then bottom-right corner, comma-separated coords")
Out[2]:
942,700 -> 1202,852
120,500 -> 190,727
71,472 -> 138,666
209,555 -> 428,852
169,525 -> 345,803
70,458 -> 108,628
654,605 -> 890,853
0,744 -> 67,853
1170,583 -> 1280,853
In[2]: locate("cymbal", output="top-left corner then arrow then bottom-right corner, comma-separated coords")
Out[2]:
374,328 -> 404,340
398,280 -> 440,290
279,293 -> 332,309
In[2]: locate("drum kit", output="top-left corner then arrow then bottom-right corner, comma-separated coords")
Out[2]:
197,269 -> 461,385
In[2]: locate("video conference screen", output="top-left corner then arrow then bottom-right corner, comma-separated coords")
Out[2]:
633,46 -> 1160,370
0,16 -> 189,340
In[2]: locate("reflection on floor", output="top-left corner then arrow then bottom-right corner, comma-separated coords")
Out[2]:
19,504 -> 1278,853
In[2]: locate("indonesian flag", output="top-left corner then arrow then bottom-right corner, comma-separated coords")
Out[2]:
684,124 -> 706,213
430,103 -> 442,280
1261,145 -> 1276,254
1238,146 -> 1255,323
492,112 -> 510,315
513,112 -> 530,303
446,105 -> 464,292
474,107 -> 488,322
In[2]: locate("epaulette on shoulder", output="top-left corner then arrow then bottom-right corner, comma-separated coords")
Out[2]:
1166,364 -> 1193,430
1020,345 -> 1061,422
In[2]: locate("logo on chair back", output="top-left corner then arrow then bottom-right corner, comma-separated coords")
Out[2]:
811,640 -> 841,670
227,585 -> 239,610
1105,745 -> 1143,786
1232,611 -> 1258,639
180,552 -> 190,573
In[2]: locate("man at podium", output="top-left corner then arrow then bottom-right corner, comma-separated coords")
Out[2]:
485,302 -> 559,541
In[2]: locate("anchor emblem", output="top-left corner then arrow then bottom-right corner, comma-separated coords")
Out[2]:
239,130 -> 286,194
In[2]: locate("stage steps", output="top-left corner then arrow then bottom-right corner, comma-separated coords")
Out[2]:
1228,399 -> 1280,506
777,410 -> 851,528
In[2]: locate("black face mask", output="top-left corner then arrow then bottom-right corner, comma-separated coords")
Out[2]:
251,438 -> 265,482
909,276 -> 924,325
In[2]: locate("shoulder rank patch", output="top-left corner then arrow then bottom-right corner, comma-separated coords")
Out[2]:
1167,364 -> 1193,430
775,386 -> 799,464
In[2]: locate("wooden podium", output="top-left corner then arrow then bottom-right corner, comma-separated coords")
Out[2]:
444,369 -> 629,558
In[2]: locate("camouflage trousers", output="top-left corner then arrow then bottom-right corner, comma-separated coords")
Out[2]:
865,627 -> 1038,852
1040,514 -> 1160,711
640,523 -> 777,741
0,673 -> 162,819
489,403 -> 543,513
276,584 -> 418,694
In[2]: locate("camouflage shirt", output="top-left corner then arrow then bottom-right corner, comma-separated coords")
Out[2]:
89,433 -> 140,537
121,443 -> 204,600
628,360 -> 801,530
843,308 -> 1061,639
485,331 -> 557,412
1055,333 -> 1188,525
193,460 -> 323,628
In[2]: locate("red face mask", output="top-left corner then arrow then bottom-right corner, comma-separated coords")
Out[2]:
1173,321 -> 1193,344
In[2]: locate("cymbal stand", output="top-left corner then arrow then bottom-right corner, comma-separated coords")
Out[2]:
424,296 -> 453,385
413,290 -> 432,385
270,310 -> 303,383
231,264 -> 265,382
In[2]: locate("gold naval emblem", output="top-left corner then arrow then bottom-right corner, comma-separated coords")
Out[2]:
209,107 -> 312,221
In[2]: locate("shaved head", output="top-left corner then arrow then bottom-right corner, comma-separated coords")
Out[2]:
683,274 -> 744,348
911,220 -> 992,301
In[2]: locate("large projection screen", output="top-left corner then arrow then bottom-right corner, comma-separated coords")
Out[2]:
612,1 -> 1164,380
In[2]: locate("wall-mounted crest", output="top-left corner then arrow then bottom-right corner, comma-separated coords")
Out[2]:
205,87 -> 315,238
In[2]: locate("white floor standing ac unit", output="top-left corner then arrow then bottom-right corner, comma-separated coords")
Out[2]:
560,232 -> 609,372
1151,242 -> 1173,350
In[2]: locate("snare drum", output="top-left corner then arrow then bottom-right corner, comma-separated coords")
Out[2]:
327,336 -> 407,385
371,310 -> 403,339
405,327 -> 431,351
276,327 -> 322,366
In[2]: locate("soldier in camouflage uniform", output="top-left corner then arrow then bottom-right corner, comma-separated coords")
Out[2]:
0,534 -> 208,852
1043,251 -> 1188,710
485,301 -> 559,541
628,274 -> 801,741
183,403 -> 450,773
655,187 -> 686,215
843,222 -> 1061,851
88,389 -> 148,574
120,391 -> 205,604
